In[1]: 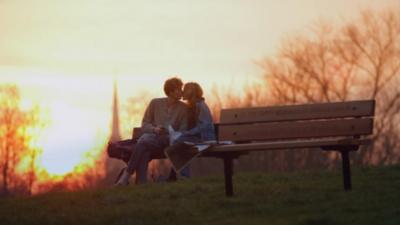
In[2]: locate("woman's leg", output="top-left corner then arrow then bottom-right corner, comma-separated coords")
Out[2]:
135,150 -> 150,184
180,165 -> 191,178
172,135 -> 201,178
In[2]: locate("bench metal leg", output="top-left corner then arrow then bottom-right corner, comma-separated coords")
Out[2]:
223,157 -> 234,197
340,150 -> 352,191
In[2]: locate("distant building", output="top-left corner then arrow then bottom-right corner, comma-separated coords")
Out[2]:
104,79 -> 124,185
110,79 -> 121,142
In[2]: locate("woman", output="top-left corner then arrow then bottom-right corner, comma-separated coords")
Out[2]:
181,82 -> 215,141
168,82 -> 216,179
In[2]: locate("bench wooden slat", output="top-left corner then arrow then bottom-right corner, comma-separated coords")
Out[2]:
220,100 -> 375,124
202,138 -> 371,154
218,118 -> 373,142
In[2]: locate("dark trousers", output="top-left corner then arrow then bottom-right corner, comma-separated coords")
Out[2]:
126,133 -> 169,183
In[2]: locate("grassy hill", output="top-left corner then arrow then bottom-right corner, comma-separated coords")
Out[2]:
1,166 -> 399,225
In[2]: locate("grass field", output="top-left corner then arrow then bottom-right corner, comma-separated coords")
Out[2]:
1,165 -> 399,225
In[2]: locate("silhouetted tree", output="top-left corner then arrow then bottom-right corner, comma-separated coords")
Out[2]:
259,8 -> 400,167
0,84 -> 42,195
203,8 -> 400,173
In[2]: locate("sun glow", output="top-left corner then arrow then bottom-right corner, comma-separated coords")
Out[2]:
17,97 -> 109,194
36,103 -> 102,175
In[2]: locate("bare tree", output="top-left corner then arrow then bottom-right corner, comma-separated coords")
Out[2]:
340,10 -> 400,164
0,84 -> 42,195
200,8 -> 400,173
259,8 -> 400,167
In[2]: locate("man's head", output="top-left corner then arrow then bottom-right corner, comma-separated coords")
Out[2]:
164,77 -> 183,101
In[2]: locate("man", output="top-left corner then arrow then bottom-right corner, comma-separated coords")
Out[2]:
115,77 -> 188,185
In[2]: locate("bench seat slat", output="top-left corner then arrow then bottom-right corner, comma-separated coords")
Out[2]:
218,118 -> 373,142
220,100 -> 375,124
202,138 -> 371,154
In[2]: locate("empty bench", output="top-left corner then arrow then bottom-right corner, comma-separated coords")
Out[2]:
201,99 -> 375,196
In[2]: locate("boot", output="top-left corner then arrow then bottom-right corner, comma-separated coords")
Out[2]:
114,168 -> 130,186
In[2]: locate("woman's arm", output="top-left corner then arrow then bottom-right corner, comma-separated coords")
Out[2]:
182,101 -> 214,136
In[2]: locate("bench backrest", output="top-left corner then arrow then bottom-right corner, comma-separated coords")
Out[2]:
218,100 -> 375,142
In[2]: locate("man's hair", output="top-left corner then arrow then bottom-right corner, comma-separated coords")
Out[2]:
164,77 -> 183,96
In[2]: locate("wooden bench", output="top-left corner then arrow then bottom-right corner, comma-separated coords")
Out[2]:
113,100 -> 374,196
200,99 -> 375,196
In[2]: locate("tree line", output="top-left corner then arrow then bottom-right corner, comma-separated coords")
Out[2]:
202,8 -> 400,174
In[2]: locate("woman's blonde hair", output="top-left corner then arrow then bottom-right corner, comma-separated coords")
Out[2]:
184,82 -> 203,101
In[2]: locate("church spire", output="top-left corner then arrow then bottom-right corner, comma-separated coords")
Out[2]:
110,78 -> 121,142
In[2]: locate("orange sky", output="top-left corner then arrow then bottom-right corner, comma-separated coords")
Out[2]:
0,0 -> 398,176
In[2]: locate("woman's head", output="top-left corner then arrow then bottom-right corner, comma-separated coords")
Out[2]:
183,82 -> 203,103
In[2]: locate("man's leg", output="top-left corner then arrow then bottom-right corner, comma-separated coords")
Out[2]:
135,134 -> 169,183
117,133 -> 169,185
116,134 -> 157,185
126,136 -> 150,175
135,150 -> 150,184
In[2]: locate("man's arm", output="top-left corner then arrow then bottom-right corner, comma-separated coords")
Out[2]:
141,99 -> 156,133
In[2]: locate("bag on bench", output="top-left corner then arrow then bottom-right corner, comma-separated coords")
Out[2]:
107,139 -> 137,163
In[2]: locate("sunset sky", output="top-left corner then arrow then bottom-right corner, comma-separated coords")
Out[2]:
0,0 -> 398,176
